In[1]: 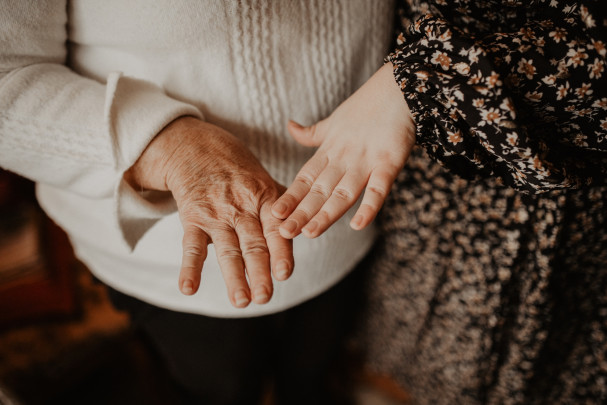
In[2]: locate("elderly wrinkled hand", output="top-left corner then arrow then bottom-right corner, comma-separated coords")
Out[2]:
126,117 -> 294,308
272,63 -> 416,239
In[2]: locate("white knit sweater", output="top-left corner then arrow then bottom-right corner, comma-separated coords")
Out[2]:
0,0 -> 395,317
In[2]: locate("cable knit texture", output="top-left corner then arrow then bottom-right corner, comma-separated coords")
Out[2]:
0,0 -> 394,317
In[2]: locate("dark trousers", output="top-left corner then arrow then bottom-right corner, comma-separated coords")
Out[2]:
108,261 -> 366,405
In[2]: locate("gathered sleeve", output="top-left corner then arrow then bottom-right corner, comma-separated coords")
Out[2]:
0,0 -> 203,247
388,0 -> 607,192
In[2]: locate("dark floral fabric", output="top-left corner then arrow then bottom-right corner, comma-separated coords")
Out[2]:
388,0 -> 607,192
358,1 -> 607,404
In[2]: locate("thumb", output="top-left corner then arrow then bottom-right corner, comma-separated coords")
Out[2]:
287,120 -> 324,147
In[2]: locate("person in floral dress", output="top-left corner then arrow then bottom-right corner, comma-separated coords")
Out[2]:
357,1 -> 607,403
273,0 -> 606,403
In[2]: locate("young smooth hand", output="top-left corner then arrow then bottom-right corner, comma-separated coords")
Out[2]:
125,117 -> 294,308
272,63 -> 416,239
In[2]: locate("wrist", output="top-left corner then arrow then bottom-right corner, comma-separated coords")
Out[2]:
379,62 -> 416,138
124,116 -> 200,192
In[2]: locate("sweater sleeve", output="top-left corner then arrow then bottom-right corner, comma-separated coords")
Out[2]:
0,0 -> 203,247
388,0 -> 607,192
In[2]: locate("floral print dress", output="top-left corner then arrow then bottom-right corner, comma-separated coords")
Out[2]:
358,1 -> 607,403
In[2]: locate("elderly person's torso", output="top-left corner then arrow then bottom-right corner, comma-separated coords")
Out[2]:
33,0 -> 395,316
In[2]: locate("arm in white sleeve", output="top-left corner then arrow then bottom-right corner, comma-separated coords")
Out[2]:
0,0 -> 203,247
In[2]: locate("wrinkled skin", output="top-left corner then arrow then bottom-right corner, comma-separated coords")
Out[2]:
126,62 -> 414,309
126,117 -> 293,308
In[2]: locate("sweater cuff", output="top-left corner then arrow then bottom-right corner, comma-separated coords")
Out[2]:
104,72 -> 203,249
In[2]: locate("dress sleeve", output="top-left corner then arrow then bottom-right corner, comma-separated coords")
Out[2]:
388,0 -> 607,192
0,1 -> 203,247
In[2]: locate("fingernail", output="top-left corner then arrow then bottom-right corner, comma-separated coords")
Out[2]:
273,201 -> 287,216
303,220 -> 318,235
181,279 -> 194,295
275,260 -> 291,280
234,290 -> 250,307
351,215 -> 363,229
253,286 -> 270,304
282,220 -> 297,235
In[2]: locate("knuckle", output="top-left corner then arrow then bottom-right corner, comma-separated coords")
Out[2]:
217,246 -> 242,260
180,199 -> 209,212
294,173 -> 315,188
360,202 -> 379,213
332,187 -> 354,202
179,210 -> 222,230
263,227 -> 282,239
182,243 -> 207,258
310,183 -> 331,199
180,210 -> 202,225
233,214 -> 259,229
367,184 -> 388,198
292,208 -> 312,222
242,243 -> 270,257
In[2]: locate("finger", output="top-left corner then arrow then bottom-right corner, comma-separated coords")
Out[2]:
350,165 -> 398,230
287,120 -> 325,147
235,217 -> 273,305
260,203 -> 294,281
179,225 -> 210,295
211,229 -> 251,308
302,168 -> 367,238
272,154 -> 328,219
279,165 -> 344,239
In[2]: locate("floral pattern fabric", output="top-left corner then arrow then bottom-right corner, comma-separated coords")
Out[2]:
358,1 -> 607,404
388,0 -> 607,192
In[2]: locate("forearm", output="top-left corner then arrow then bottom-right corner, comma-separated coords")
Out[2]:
0,1 -> 202,199
389,1 -> 607,191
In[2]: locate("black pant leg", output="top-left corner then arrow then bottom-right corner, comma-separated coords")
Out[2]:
273,260 -> 367,405
108,289 -> 271,405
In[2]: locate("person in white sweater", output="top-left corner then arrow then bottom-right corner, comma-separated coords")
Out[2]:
0,1 -> 414,403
